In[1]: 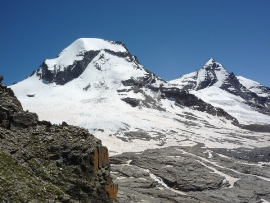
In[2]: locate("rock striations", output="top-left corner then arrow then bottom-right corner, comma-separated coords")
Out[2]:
0,75 -> 117,203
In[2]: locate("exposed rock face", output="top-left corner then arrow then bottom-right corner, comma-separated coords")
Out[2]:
111,146 -> 270,203
36,50 -> 100,85
0,78 -> 24,129
0,76 -> 117,202
161,88 -> 238,124
121,97 -> 140,107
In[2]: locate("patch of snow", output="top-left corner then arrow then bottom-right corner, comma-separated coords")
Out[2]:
203,150 -> 213,158
168,71 -> 197,89
126,160 -> 132,165
116,177 -> 127,180
260,199 -> 270,203
143,169 -> 186,195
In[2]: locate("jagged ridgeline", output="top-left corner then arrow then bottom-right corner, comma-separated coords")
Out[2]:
0,75 -> 118,202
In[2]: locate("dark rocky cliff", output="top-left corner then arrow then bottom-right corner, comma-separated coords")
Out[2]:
36,50 -> 100,85
0,75 -> 118,203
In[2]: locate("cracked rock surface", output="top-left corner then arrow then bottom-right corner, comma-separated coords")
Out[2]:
111,146 -> 270,203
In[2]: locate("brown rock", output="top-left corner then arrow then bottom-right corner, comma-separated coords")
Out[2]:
106,183 -> 118,201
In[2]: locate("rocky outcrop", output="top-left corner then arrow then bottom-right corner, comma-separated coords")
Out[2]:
93,146 -> 118,201
121,97 -> 140,107
0,76 -> 117,202
0,81 -> 38,129
0,78 -> 24,129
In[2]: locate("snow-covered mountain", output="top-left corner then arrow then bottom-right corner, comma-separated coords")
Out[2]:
169,58 -> 270,124
10,39 -> 270,156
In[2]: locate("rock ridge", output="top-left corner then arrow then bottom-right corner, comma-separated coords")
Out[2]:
0,75 -> 118,202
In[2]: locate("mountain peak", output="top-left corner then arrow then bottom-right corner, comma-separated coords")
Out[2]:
201,58 -> 227,72
205,58 -> 215,65
46,38 -> 127,70
33,38 -> 142,85
69,38 -> 127,52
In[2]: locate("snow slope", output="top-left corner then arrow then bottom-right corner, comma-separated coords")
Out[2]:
190,86 -> 270,124
237,76 -> 270,98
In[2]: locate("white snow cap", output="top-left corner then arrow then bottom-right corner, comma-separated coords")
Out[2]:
45,38 -> 127,71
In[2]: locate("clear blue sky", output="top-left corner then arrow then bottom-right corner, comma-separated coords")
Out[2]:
1,0 -> 270,87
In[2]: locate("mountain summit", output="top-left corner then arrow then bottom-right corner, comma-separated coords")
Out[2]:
169,58 -> 270,123
195,57 -> 230,90
35,38 -> 147,85
169,58 -> 231,90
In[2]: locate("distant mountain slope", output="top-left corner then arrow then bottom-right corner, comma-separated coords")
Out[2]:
168,58 -> 270,124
